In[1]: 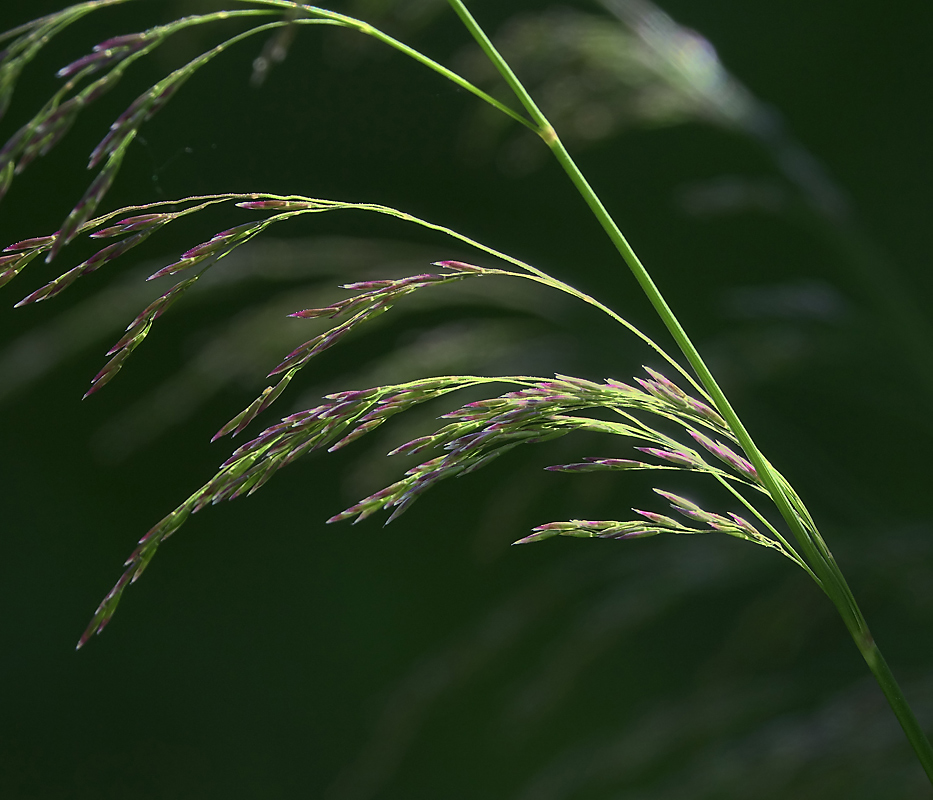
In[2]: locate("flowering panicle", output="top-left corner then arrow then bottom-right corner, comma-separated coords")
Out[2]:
73,351 -> 793,648
327,376 -> 702,526
79,368 -> 717,645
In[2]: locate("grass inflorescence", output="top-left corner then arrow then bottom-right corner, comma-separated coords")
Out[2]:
74,361 -> 790,649
0,0 -> 861,662
1,0 -> 931,782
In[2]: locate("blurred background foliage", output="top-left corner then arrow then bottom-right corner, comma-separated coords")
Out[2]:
1,0 -> 931,797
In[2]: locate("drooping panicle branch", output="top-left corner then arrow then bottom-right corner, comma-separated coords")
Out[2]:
76,374 -> 497,647
515,488 -> 783,552
0,6 -> 292,206
0,1 -> 137,124
76,357 -> 796,649
212,261 -> 513,439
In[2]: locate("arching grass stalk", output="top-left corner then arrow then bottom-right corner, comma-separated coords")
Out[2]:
1,0 -> 930,783
445,0 -> 933,781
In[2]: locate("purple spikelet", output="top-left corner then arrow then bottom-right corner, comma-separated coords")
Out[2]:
49,131 -> 137,261
514,519 -> 662,544
688,429 -> 759,482
635,446 -> 702,469
83,276 -> 199,399
17,224 -> 164,308
214,268 -> 488,439
0,232 -> 57,290
57,32 -> 150,79
545,457 -> 653,472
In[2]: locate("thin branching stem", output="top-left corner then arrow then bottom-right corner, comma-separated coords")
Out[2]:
237,193 -> 713,401
445,0 -> 933,781
241,0 -> 536,131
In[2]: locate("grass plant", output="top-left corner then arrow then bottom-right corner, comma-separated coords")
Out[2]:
2,0 -> 931,788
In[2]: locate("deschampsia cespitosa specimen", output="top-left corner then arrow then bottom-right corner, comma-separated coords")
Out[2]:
2,0 -> 931,784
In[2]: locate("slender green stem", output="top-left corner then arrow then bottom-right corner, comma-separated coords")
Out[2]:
245,1 -> 537,131
446,0 -> 933,781
271,195 -> 713,400
860,641 -> 933,784
446,0 -> 824,569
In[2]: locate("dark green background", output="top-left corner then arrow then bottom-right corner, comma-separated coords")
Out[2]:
1,1 -> 931,797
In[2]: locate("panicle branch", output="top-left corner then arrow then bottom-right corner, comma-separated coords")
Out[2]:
75,374 -> 491,648
329,369 -> 765,526
0,1 -> 136,124
73,332 -> 794,646
213,261 -> 511,439
49,18 -> 307,259
515,487 -> 789,557
0,7 -> 289,206
3,195 -> 322,397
